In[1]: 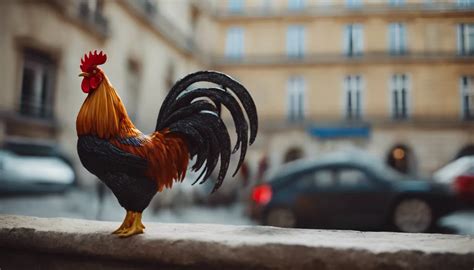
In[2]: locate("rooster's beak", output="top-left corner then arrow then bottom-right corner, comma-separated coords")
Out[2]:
79,72 -> 89,77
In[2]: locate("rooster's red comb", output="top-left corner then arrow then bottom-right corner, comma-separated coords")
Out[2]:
80,50 -> 107,72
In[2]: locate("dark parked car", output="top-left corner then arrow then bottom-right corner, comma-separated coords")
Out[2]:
249,152 -> 458,233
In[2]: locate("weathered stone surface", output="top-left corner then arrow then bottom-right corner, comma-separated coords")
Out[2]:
0,215 -> 473,270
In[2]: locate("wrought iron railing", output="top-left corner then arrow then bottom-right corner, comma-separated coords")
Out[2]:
214,2 -> 474,19
212,51 -> 474,66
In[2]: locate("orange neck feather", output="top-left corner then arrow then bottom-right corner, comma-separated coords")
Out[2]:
76,75 -> 139,139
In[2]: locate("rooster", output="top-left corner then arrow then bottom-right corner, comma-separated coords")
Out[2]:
76,51 -> 257,237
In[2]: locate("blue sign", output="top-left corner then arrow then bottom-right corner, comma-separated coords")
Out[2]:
307,124 -> 371,139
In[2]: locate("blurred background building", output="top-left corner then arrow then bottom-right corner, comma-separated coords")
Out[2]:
1,0 -> 474,186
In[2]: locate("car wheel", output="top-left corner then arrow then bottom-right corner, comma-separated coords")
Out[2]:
392,198 -> 433,233
265,207 -> 296,228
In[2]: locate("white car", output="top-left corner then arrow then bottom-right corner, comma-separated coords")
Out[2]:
0,149 -> 76,193
433,156 -> 474,184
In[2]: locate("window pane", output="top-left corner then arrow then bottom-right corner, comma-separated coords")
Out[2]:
338,169 -> 369,187
288,0 -> 304,10
389,23 -> 406,54
296,169 -> 335,189
287,76 -> 305,121
41,71 -> 49,118
226,27 -> 244,58
346,0 -> 362,8
20,49 -> 55,119
20,67 -> 36,116
462,76 -> 474,120
314,170 -> 334,187
228,0 -> 244,12
287,25 -> 305,58
346,24 -> 363,56
389,0 -> 405,6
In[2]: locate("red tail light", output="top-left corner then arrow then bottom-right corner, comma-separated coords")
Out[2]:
252,184 -> 272,205
454,175 -> 474,199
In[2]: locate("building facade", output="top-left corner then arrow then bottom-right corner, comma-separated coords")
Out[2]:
0,0 -> 474,186
211,0 -> 474,177
0,0 -> 205,184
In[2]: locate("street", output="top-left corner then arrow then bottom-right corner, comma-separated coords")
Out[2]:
0,187 -> 255,226
0,187 -> 472,235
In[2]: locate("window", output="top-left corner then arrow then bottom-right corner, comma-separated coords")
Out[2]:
346,0 -> 362,8
461,76 -> 474,120
458,24 -> 474,55
287,25 -> 305,58
288,0 -> 304,10
143,0 -> 158,16
225,27 -> 244,59
79,0 -> 105,18
344,24 -> 364,56
457,0 -> 474,7
389,23 -> 407,55
337,168 -> 371,187
19,49 -> 56,119
228,0 -> 244,13
344,75 -> 363,120
125,60 -> 141,121
389,0 -> 405,6
78,0 -> 107,32
297,169 -> 336,189
390,74 -> 410,119
284,147 -> 304,163
287,76 -> 305,121
262,0 -> 272,11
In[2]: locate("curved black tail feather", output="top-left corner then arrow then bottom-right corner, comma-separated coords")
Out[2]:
155,71 -> 258,193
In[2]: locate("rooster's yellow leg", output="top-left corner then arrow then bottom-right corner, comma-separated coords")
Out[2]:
118,212 -> 144,238
112,210 -> 133,234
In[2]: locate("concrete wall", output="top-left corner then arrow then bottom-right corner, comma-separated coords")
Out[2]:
0,215 -> 473,270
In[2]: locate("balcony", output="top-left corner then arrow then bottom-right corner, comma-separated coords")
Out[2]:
213,2 -> 474,20
120,0 -> 197,56
77,1 -> 109,37
212,51 -> 474,67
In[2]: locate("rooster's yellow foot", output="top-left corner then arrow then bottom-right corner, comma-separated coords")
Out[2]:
117,212 -> 145,238
112,211 -> 133,234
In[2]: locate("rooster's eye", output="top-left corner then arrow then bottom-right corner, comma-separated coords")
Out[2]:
92,69 -> 97,74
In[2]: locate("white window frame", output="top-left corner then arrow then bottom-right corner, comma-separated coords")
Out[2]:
457,0 -> 474,7
287,76 -> 306,121
288,0 -> 305,10
389,74 -> 411,120
346,0 -> 362,8
225,27 -> 244,59
389,0 -> 405,6
344,24 -> 364,56
262,0 -> 272,11
388,23 -> 407,55
460,75 -> 474,120
458,24 -> 474,55
287,25 -> 305,58
343,75 -> 364,120
228,0 -> 244,12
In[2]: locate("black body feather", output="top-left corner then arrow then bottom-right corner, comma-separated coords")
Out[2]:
77,136 -> 156,212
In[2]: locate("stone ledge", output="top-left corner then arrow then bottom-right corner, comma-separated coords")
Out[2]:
0,215 -> 473,270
